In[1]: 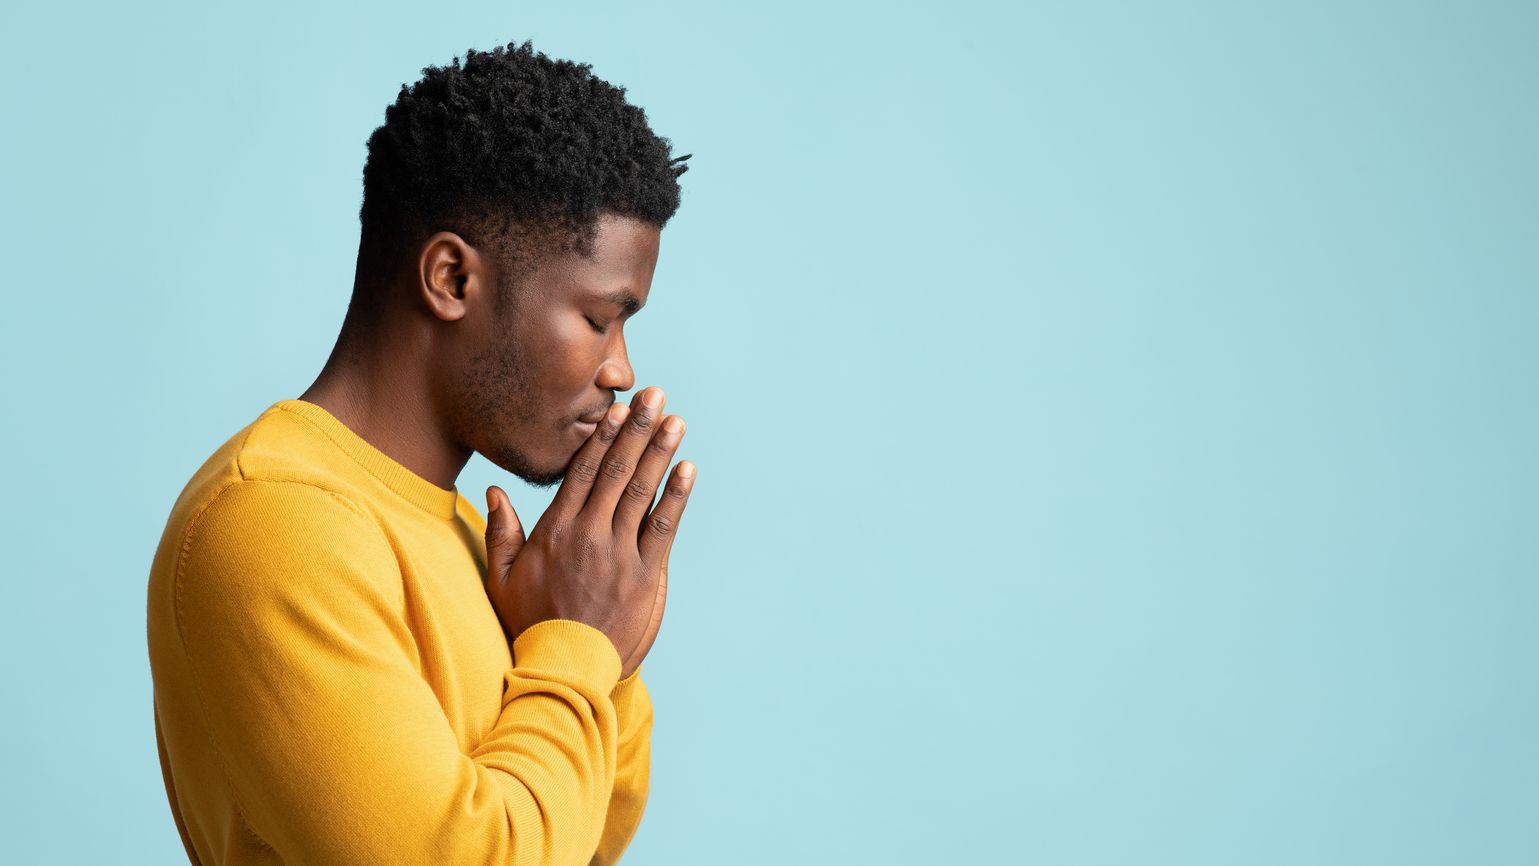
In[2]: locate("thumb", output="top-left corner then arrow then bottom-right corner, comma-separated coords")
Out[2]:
484,485 -> 525,578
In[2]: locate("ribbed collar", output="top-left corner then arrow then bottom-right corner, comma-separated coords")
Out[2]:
271,399 -> 462,520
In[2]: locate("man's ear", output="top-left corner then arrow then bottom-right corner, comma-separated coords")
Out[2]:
417,231 -> 490,323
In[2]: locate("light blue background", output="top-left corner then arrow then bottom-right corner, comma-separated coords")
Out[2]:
3,1 -> 1535,863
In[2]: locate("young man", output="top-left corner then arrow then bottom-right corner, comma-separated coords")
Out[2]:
146,40 -> 695,865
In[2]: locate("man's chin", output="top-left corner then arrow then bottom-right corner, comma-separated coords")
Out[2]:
519,467 -> 567,489
484,444 -> 568,489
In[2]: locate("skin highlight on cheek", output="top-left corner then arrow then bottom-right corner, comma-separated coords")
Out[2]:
444,215 -> 659,490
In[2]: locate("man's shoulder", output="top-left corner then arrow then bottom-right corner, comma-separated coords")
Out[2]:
171,401 -> 369,515
234,400 -> 371,492
153,402 -> 383,572
147,403 -> 399,644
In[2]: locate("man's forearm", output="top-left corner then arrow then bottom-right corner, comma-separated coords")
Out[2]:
591,669 -> 655,865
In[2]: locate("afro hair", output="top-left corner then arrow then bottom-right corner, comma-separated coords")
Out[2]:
351,39 -> 690,318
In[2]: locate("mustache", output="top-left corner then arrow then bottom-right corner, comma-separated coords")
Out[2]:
576,398 -> 615,424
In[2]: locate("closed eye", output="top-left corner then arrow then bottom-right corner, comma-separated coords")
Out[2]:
584,316 -> 610,335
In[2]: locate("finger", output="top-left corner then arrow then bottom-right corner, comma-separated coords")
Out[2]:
647,545 -> 670,638
612,413 -> 685,538
585,386 -> 666,518
484,486 -> 524,579
640,466 -> 689,561
637,501 -> 681,664
653,506 -> 680,568
639,460 -> 695,566
550,402 -> 630,520
622,556 -> 669,679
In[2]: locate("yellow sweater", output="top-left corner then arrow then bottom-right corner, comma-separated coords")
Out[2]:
146,399 -> 652,866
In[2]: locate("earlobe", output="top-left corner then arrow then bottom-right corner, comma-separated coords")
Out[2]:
418,231 -> 483,323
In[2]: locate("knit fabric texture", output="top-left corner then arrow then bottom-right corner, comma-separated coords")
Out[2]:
146,399 -> 652,865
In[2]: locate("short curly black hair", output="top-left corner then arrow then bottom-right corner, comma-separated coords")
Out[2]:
350,39 -> 690,322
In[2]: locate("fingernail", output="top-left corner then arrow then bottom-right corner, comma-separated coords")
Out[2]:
610,404 -> 630,424
679,461 -> 695,479
664,416 -> 684,434
642,388 -> 663,409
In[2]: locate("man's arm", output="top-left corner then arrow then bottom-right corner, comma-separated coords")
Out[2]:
468,506 -> 652,866
590,670 -> 654,866
172,479 -> 622,865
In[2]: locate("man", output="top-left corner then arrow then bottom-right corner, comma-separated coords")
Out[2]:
146,40 -> 696,865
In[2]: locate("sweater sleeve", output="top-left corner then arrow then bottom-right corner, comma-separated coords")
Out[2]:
172,479 -> 623,866
590,669 -> 654,866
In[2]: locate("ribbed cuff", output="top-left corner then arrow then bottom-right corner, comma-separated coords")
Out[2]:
510,619 -> 622,695
612,664 -> 643,704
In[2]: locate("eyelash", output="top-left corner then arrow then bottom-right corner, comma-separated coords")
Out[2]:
585,316 -> 610,335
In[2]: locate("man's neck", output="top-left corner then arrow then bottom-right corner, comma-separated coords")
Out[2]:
298,340 -> 469,491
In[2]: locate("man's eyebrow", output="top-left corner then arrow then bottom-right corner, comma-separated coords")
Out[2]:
595,289 -> 643,317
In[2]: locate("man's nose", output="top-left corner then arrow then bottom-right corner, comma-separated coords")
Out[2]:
596,339 -> 635,393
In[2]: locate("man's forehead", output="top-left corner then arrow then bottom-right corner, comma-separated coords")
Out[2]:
540,230 -> 656,298
506,213 -> 657,302
532,259 -> 650,304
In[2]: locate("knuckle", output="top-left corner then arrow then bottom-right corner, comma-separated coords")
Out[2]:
646,434 -> 675,456
646,512 -> 676,539
544,517 -> 570,541
622,477 -> 654,504
568,457 -> 601,484
628,410 -> 656,432
533,526 -> 562,557
565,520 -> 601,564
600,457 -> 633,481
576,533 -> 599,565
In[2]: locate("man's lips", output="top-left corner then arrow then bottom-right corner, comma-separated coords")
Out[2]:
576,404 -> 611,425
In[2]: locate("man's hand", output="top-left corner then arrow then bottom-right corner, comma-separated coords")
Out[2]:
482,386 -> 695,679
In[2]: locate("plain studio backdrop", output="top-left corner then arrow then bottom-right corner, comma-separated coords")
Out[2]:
2,1 -> 1535,863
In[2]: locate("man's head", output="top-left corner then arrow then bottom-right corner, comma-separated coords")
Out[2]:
345,40 -> 689,487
